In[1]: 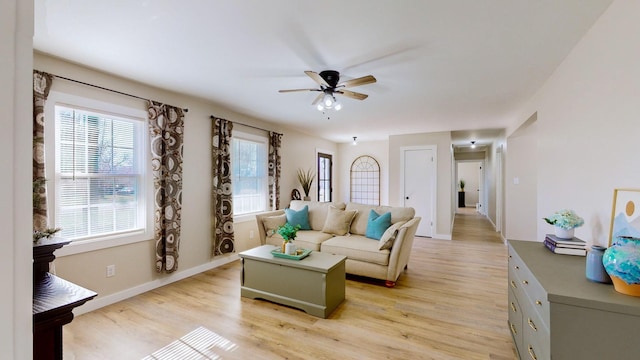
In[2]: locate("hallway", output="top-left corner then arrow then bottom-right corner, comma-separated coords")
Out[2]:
451,207 -> 504,243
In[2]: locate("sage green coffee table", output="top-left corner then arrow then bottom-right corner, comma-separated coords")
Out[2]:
239,245 -> 346,318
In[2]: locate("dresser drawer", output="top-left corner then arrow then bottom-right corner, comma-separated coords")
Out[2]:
508,287 -> 523,354
521,306 -> 550,360
509,248 -> 550,328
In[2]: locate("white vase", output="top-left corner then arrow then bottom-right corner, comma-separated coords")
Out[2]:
285,241 -> 296,255
554,227 -> 575,239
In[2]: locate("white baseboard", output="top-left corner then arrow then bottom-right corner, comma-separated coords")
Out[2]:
74,254 -> 239,316
434,233 -> 452,240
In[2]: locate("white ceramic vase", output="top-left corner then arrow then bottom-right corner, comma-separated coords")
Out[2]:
285,241 -> 296,255
554,226 -> 574,239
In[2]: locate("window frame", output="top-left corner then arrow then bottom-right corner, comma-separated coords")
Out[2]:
230,130 -> 269,220
44,91 -> 153,256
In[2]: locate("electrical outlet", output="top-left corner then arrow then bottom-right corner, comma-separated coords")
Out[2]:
106,264 -> 116,277
249,230 -> 254,239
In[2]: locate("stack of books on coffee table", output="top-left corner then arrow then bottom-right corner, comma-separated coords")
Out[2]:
543,234 -> 587,256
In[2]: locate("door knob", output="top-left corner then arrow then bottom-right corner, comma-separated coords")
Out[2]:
406,197 -> 409,200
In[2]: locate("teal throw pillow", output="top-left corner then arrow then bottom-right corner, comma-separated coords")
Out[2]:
366,210 -> 392,240
285,205 -> 311,230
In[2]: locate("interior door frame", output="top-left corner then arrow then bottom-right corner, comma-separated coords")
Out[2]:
315,148 -> 335,202
400,145 -> 437,237
455,159 -> 485,214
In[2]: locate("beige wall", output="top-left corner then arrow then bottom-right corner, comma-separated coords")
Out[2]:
506,0 -> 639,246
34,52 -> 335,312
389,131 -> 453,238
1,0 -> 33,357
505,116 -> 538,240
336,140 -> 390,205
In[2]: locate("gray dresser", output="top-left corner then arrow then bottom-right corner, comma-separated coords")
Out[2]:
508,240 -> 640,360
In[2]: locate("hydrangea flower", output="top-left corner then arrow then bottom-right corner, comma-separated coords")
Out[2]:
543,209 -> 584,230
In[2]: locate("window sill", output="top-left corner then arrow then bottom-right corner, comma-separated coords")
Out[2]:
55,230 -> 152,257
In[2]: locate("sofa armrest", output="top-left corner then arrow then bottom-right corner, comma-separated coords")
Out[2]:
255,210 -> 286,245
386,217 -> 421,282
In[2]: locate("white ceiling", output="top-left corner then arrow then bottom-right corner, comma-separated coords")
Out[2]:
33,0 -> 612,144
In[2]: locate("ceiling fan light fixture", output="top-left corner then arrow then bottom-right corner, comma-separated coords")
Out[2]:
316,103 -> 324,111
323,93 -> 334,107
334,101 -> 342,111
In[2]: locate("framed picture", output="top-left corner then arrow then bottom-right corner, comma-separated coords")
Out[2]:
609,188 -> 640,246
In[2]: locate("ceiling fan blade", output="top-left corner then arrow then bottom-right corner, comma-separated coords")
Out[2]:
278,88 -> 319,93
336,89 -> 368,100
304,71 -> 330,87
311,93 -> 324,105
338,75 -> 377,89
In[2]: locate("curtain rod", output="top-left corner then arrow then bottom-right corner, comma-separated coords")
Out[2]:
210,115 -> 281,135
50,73 -> 189,112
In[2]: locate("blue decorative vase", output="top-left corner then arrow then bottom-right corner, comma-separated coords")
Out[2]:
586,245 -> 611,283
603,236 -> 640,296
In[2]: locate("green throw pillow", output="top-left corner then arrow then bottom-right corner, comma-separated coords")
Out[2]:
365,209 -> 391,240
285,205 -> 311,230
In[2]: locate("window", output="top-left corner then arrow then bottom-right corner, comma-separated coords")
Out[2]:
231,132 -> 268,215
54,104 -> 146,241
350,155 -> 380,205
317,152 -> 333,202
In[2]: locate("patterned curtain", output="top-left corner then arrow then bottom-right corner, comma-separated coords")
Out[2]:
147,101 -> 185,273
268,132 -> 283,210
33,71 -> 54,231
212,117 -> 234,255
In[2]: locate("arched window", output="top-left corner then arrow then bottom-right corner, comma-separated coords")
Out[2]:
350,155 -> 380,205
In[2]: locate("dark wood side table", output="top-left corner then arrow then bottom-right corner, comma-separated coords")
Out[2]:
33,238 -> 97,360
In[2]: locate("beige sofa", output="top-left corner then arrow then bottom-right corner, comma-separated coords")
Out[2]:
255,200 -> 421,287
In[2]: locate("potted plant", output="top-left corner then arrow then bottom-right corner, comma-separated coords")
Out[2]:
297,168 -> 315,201
544,209 -> 584,239
458,179 -> 466,208
277,223 -> 301,254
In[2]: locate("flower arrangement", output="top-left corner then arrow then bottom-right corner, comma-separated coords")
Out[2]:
277,223 -> 301,242
543,209 -> 584,230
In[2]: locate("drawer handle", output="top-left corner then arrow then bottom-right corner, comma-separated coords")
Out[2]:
510,302 -> 517,312
535,300 -> 542,306
528,345 -> 537,360
527,318 -> 537,332
522,280 -> 529,285
509,322 -> 517,335
510,280 -> 517,289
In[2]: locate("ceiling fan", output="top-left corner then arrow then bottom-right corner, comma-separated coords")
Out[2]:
279,70 -> 377,111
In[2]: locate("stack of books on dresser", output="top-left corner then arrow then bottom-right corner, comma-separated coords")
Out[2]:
543,234 -> 587,256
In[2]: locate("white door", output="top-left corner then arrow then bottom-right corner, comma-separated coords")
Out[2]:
402,147 -> 434,237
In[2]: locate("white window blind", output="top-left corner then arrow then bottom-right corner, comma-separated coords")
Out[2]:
55,105 -> 144,240
231,134 -> 267,215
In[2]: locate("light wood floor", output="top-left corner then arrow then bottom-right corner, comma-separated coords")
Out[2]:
63,210 -> 516,359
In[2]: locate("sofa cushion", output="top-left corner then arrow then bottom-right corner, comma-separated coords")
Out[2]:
322,206 -> 358,236
269,230 -> 334,252
285,205 -> 311,230
365,210 -> 391,240
262,214 -> 287,238
379,221 -> 406,250
290,200 -> 346,231
347,203 -> 416,235
346,203 -> 378,235
321,235 -> 390,266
